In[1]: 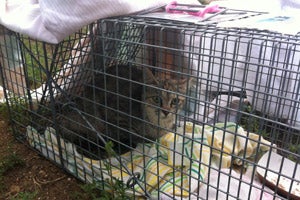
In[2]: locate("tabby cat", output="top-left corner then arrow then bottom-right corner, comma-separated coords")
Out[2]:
58,64 -> 189,153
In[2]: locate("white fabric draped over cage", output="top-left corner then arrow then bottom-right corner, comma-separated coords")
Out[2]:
0,0 -> 200,44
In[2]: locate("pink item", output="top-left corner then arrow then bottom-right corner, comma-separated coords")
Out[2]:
165,1 -> 182,14
165,1 -> 222,18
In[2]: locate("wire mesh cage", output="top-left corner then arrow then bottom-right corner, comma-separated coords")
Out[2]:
1,5 -> 300,199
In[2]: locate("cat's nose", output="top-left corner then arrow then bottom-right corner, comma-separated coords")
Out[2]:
162,110 -> 169,116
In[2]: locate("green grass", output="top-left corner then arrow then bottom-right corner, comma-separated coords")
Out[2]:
10,191 -> 38,200
0,145 -> 25,192
72,142 -> 133,199
239,104 -> 300,163
72,179 -> 132,200
239,104 -> 268,136
4,97 -> 32,140
19,31 -> 85,90
288,144 -> 300,161
20,37 -> 53,89
0,101 -> 10,119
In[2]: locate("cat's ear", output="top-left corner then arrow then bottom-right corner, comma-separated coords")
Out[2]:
180,76 -> 195,86
167,76 -> 191,85
143,67 -> 159,85
169,76 -> 194,93
177,77 -> 190,85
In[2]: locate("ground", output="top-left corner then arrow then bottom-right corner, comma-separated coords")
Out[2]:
0,115 -> 93,200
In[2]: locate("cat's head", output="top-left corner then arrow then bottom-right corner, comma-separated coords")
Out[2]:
143,71 -> 190,133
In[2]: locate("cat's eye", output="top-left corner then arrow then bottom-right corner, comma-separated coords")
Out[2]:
152,96 -> 162,105
171,98 -> 180,106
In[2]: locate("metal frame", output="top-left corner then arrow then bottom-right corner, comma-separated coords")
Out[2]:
1,9 -> 300,199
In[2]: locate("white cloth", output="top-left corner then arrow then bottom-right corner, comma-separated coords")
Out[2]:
211,0 -> 300,14
0,0 -> 199,44
186,31 -> 300,128
197,168 -> 279,200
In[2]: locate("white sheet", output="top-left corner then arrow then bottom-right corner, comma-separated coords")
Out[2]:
0,0 -> 199,44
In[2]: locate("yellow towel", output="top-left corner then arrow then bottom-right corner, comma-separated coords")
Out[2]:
26,121 -> 272,198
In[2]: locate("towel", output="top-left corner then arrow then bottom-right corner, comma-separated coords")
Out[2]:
26,121 -> 272,198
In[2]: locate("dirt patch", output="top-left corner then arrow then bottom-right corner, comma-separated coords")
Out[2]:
0,117 -> 89,199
